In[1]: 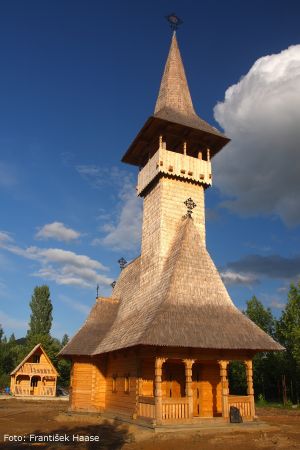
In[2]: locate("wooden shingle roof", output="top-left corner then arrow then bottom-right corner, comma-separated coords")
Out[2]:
122,33 -> 230,166
61,218 -> 283,356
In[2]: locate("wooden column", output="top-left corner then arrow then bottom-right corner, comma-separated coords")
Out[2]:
154,357 -> 166,424
245,360 -> 255,419
183,359 -> 194,419
218,360 -> 229,420
133,351 -> 142,420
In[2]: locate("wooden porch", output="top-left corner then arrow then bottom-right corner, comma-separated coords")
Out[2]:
136,357 -> 255,424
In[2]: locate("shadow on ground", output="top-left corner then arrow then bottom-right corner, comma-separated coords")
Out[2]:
0,419 -> 133,450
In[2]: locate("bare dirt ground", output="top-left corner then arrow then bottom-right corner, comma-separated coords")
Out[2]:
0,399 -> 300,449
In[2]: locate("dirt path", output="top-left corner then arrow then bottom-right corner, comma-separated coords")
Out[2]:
0,399 -> 299,449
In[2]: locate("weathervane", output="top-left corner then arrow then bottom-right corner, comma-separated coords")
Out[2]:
183,197 -> 197,218
165,13 -> 183,31
118,257 -> 127,270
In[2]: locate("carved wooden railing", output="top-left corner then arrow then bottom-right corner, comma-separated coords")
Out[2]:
14,386 -> 31,396
162,397 -> 189,420
19,364 -> 56,375
138,396 -> 155,419
14,386 -> 55,396
228,395 -> 252,418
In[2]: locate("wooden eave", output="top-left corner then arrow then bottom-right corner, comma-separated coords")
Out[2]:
121,116 -> 230,167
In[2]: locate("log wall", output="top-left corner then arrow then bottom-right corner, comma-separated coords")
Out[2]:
105,350 -> 138,417
70,356 -> 106,412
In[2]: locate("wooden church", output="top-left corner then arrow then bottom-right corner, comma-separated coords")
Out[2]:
10,343 -> 58,397
61,29 -> 283,426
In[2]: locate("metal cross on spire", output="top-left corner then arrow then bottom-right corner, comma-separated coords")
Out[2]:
183,197 -> 197,219
165,13 -> 183,31
118,257 -> 127,270
96,284 -> 99,298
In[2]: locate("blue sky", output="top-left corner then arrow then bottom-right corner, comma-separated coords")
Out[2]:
0,0 -> 300,340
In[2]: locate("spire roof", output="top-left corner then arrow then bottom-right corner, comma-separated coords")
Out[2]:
154,32 -> 195,117
122,33 -> 230,166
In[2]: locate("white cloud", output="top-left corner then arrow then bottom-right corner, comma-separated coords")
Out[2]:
97,181 -> 142,252
76,164 -> 142,252
221,270 -> 258,286
0,233 -> 112,289
0,310 -> 27,331
270,300 -> 285,310
27,247 -> 107,271
0,231 -> 13,243
36,222 -> 80,242
214,45 -> 300,226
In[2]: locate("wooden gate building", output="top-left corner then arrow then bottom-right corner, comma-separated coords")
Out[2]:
60,31 -> 283,426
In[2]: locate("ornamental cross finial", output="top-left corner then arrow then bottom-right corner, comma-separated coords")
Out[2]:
96,284 -> 99,298
165,13 -> 183,31
118,257 -> 127,270
183,197 -> 197,219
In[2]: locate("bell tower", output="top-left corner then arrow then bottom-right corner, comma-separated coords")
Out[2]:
122,32 -> 230,285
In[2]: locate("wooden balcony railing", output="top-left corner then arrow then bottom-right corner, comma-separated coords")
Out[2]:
228,395 -> 253,419
162,397 -> 189,420
14,386 -> 55,396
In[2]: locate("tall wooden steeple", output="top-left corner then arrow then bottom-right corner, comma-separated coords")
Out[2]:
61,29 -> 283,425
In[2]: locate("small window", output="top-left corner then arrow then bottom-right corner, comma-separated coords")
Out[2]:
112,374 -> 117,393
124,374 -> 130,394
33,355 -> 40,363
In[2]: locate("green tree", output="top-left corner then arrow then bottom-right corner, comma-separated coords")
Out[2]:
277,282 -> 300,403
27,285 -> 53,340
9,333 -> 15,343
61,334 -> 69,347
277,283 -> 300,366
244,296 -> 280,401
245,296 -> 276,336
228,361 -> 247,395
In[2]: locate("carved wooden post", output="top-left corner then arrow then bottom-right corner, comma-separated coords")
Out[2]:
218,360 -> 229,420
154,357 -> 166,424
245,360 -> 255,419
133,352 -> 142,420
183,359 -> 195,419
207,147 -> 210,162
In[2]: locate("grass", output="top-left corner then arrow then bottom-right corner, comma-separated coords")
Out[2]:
256,395 -> 299,409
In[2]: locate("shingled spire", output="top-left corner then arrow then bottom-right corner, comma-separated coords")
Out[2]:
122,33 -> 230,166
154,32 -> 195,117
